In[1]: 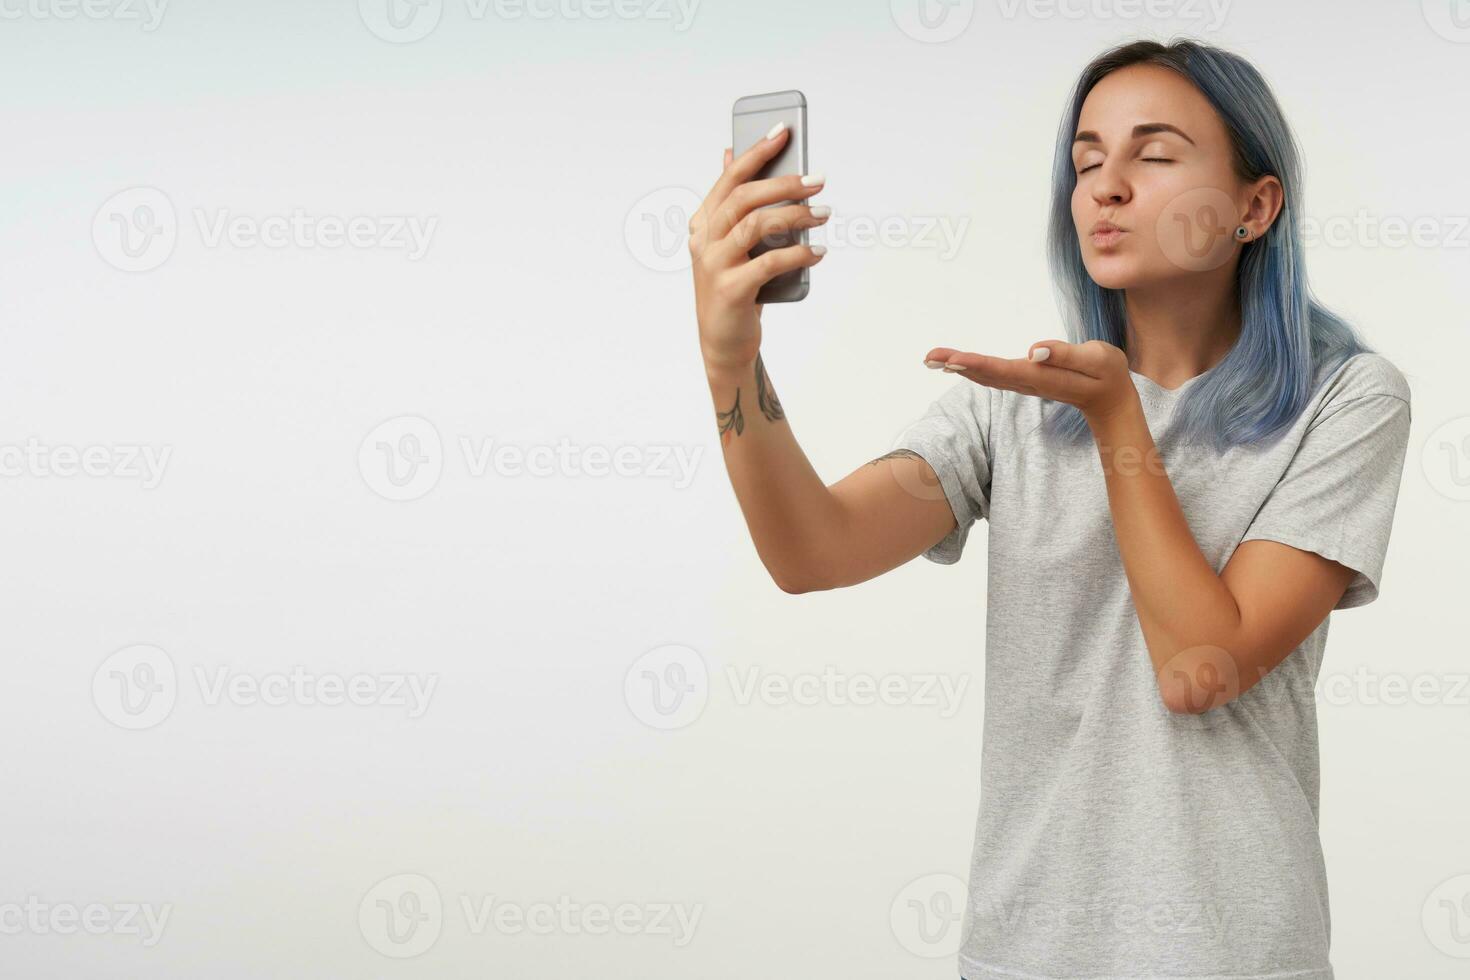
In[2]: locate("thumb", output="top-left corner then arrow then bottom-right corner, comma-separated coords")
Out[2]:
1026,339 -> 1070,364
1027,339 -> 1110,379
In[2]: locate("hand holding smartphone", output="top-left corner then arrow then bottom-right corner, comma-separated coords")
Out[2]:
689,90 -> 826,380
731,90 -> 813,303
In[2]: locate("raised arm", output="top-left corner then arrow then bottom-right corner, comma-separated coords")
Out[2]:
690,134 -> 956,593
702,355 -> 957,592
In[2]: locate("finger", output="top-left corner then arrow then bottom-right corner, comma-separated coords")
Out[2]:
1025,339 -> 1064,362
1025,339 -> 1106,379
939,360 -> 1039,395
712,203 -> 831,266
723,147 -> 732,170
694,124 -> 792,232
932,351 -> 1011,377
726,241 -> 826,298
921,346 -> 962,369
934,350 -> 1091,401
944,359 -> 1033,392
708,172 -> 825,243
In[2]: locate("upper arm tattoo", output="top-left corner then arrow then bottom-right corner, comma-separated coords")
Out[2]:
866,449 -> 923,466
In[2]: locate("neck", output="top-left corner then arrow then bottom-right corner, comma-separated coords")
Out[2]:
1122,270 -> 1241,388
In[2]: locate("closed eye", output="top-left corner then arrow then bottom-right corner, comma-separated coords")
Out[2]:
1077,158 -> 1173,174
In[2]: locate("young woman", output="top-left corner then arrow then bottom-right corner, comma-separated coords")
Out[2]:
687,38 -> 1410,980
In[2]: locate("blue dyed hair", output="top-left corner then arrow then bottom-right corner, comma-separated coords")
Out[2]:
1043,38 -> 1371,450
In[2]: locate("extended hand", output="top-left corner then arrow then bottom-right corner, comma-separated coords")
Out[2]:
924,339 -> 1137,424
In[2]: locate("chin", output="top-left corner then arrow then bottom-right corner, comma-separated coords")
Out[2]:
1081,257 -> 1144,290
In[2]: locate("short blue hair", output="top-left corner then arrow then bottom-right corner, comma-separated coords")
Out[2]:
1044,38 -> 1371,450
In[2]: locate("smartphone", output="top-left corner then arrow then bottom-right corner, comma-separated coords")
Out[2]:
731,89 -> 809,303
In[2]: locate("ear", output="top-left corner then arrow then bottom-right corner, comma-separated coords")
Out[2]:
1243,174 -> 1284,239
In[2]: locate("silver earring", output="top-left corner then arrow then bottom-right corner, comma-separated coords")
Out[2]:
1234,225 -> 1250,241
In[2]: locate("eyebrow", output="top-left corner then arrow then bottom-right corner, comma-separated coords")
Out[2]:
1072,122 -> 1196,147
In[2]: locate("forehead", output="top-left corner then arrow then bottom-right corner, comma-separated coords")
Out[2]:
1076,63 -> 1227,146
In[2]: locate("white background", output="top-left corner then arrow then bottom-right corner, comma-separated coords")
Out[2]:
1,0 -> 1467,977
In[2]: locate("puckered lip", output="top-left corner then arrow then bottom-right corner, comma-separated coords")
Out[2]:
1090,220 -> 1125,234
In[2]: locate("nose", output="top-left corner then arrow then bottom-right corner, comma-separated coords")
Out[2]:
1089,160 -> 1131,208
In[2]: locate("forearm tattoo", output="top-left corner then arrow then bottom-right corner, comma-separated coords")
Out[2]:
716,353 -> 785,443
866,449 -> 923,467
717,388 -> 744,441
755,352 -> 785,423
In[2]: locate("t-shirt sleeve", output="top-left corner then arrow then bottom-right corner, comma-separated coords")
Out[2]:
890,379 -> 994,565
1238,379 -> 1412,610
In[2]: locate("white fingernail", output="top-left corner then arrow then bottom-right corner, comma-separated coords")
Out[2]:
809,205 -> 831,218
1030,347 -> 1051,362
800,173 -> 826,187
765,121 -> 787,141
924,359 -> 947,369
810,245 -> 828,257
941,363 -> 965,372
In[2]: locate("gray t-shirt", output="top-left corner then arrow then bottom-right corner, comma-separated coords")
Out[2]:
895,351 -> 1412,980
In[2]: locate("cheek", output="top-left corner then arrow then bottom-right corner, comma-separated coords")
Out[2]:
1145,173 -> 1241,273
